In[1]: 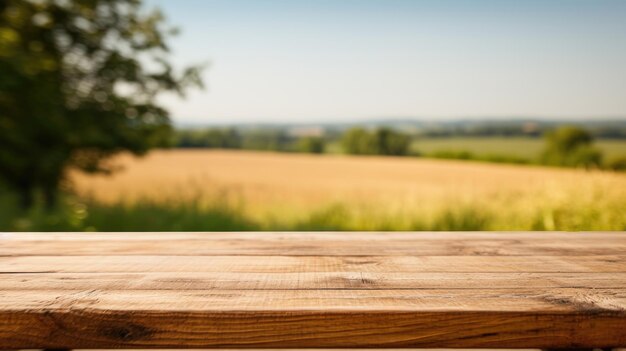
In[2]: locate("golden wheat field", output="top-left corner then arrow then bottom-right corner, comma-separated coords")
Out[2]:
69,150 -> 626,230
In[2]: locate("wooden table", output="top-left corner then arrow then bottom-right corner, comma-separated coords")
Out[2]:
1,232 -> 625,349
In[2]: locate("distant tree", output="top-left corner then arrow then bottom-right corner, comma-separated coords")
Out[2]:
341,127 -> 410,156
241,130 -> 291,151
0,0 -> 202,209
175,128 -> 241,149
541,126 -> 602,168
341,127 -> 378,155
175,130 -> 203,148
215,128 -> 242,149
374,127 -> 411,156
296,136 -> 325,154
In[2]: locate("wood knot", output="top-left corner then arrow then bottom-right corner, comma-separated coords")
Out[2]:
100,322 -> 154,342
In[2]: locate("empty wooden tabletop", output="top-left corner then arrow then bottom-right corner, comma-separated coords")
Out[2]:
1,232 -> 625,349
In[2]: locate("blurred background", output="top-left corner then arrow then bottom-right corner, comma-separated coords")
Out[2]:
1,0 -> 625,232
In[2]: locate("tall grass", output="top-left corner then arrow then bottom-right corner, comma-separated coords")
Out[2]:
1,190 -> 624,232
0,192 -> 256,232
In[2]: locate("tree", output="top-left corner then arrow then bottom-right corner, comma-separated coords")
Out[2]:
341,127 -> 410,156
175,128 -> 241,149
374,127 -> 410,156
0,0 -> 202,209
541,126 -> 603,168
241,130 -> 291,151
296,136 -> 325,154
341,127 -> 378,155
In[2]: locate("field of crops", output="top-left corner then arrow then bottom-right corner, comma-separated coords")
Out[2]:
67,149 -> 626,231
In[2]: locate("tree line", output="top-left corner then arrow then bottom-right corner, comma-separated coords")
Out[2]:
173,127 -> 411,156
172,126 -> 626,171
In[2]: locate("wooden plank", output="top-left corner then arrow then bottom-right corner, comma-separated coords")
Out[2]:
2,255 -> 625,273
1,232 -> 626,348
0,289 -> 625,348
2,232 -> 626,256
2,272 -> 626,290
3,288 -> 624,312
5,231 -> 624,240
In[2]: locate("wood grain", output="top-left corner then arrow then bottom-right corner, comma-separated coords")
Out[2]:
2,272 -> 626,290
2,232 -> 626,256
0,232 -> 625,349
2,255 -> 625,273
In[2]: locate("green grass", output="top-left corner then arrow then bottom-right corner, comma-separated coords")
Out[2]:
412,137 -> 626,162
324,137 -> 625,168
0,192 -> 256,232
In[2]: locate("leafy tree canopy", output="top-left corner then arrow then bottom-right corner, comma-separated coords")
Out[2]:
0,0 -> 203,208
541,126 -> 602,168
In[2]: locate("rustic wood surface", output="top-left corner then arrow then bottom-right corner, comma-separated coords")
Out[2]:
0,231 -> 625,349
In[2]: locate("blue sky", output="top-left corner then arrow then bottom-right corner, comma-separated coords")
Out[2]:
148,0 -> 626,123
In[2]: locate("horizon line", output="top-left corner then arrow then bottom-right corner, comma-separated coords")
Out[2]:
173,116 -> 626,126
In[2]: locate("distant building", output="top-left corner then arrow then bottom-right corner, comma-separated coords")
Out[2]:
288,127 -> 325,138
522,122 -> 539,134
